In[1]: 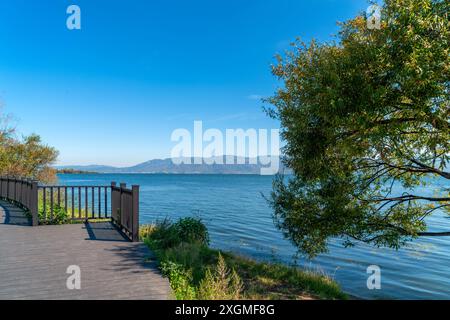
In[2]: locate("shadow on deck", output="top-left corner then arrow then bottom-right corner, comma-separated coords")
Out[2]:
0,201 -> 31,226
83,222 -> 129,242
0,200 -> 171,300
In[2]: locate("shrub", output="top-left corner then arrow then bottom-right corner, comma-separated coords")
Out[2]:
144,216 -> 346,300
197,253 -> 243,300
160,261 -> 196,300
173,217 -> 209,246
144,217 -> 209,249
38,204 -> 69,225
161,242 -> 217,285
146,218 -> 181,249
140,224 -> 157,239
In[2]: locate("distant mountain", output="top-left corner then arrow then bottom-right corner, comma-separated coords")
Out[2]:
56,156 -> 287,174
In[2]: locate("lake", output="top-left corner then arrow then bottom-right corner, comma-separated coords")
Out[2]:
58,173 -> 450,299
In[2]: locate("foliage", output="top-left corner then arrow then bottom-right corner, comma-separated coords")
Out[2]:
142,218 -> 346,300
37,190 -> 70,225
266,0 -> 450,257
198,253 -> 243,300
173,217 -> 210,246
147,217 -> 209,249
225,254 -> 346,300
140,224 -> 157,238
36,191 -> 109,225
56,168 -> 97,174
0,110 -> 58,183
39,203 -> 69,225
160,261 -> 197,300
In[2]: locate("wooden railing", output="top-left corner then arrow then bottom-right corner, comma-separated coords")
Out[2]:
39,185 -> 112,222
111,182 -> 140,242
0,177 -> 39,226
0,177 -> 140,241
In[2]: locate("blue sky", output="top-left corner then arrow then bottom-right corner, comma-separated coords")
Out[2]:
0,0 -> 367,166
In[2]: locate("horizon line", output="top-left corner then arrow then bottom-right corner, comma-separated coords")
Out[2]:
56,155 -> 283,168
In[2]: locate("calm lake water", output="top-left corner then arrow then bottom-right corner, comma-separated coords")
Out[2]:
58,173 -> 450,299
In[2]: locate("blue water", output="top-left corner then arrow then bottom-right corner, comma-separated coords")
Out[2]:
58,174 -> 450,299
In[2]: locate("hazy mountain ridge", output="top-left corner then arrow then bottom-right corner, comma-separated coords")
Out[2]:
56,156 -> 286,174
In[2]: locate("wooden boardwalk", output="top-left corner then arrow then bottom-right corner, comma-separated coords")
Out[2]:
0,200 -> 171,300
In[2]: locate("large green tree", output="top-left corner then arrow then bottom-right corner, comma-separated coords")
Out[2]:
267,0 -> 449,257
0,110 -> 58,183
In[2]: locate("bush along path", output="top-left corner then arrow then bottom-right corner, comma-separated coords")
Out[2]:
140,217 -> 347,300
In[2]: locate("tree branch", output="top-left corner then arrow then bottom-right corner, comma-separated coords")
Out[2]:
408,158 -> 450,180
373,195 -> 450,202
418,232 -> 450,236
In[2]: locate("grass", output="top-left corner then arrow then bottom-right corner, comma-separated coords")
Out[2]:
141,218 -> 347,300
36,192 -> 110,225
14,192 -> 109,225
38,203 -> 110,225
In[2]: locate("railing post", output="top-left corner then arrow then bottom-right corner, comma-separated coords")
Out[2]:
7,177 -> 10,199
119,183 -> 126,227
111,182 -> 117,222
18,179 -> 21,203
131,185 -> 139,242
14,178 -> 18,202
30,181 -> 39,226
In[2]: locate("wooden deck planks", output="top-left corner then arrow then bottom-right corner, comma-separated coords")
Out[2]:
0,200 -> 171,300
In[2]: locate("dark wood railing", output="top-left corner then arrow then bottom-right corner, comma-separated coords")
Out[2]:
0,177 -> 140,241
111,182 -> 140,242
39,185 -> 111,222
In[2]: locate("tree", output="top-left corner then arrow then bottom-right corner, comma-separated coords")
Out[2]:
0,110 -> 58,183
266,0 -> 449,257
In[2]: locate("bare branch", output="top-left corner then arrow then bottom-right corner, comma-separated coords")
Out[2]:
409,158 -> 450,179
418,232 -> 450,236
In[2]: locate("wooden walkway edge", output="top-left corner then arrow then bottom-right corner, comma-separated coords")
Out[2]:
0,200 -> 171,300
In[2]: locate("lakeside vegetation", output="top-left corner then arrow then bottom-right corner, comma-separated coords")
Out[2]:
0,110 -> 58,183
23,201 -> 109,225
141,217 -> 347,300
56,168 -> 98,174
267,0 -> 449,257
35,191 -> 109,225
37,204 -> 110,225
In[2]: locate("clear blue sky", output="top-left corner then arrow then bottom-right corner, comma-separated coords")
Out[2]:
0,0 -> 367,166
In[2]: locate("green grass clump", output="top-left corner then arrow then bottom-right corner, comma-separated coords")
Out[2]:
146,217 -> 209,249
197,253 -> 243,300
38,204 -> 109,225
37,192 -> 110,225
160,260 -> 197,300
38,203 -> 69,225
141,217 -> 347,300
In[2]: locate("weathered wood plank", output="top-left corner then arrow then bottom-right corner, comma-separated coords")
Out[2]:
0,200 -> 171,300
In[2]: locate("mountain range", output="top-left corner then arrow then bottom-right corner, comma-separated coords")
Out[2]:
56,156 -> 287,174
